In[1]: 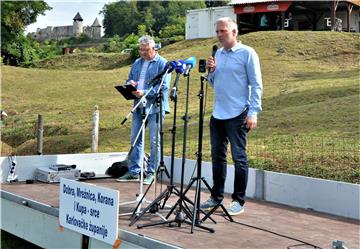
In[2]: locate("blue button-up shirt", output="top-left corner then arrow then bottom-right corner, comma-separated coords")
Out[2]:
127,53 -> 171,114
208,42 -> 263,120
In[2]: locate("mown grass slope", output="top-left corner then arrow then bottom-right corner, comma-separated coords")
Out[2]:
1,31 -> 359,183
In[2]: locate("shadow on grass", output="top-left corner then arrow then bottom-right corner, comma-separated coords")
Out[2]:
16,134 -> 91,155
263,84 -> 359,111
291,68 -> 358,82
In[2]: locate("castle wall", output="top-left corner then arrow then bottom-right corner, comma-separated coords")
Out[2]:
29,15 -> 101,41
30,25 -> 74,41
84,26 -> 101,39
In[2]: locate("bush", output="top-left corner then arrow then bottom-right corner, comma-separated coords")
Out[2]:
104,34 -> 122,53
123,33 -> 139,58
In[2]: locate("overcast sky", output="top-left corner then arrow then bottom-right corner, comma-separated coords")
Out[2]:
26,0 -> 117,35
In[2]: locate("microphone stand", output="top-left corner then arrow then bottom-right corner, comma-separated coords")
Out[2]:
120,69 -> 170,219
129,72 -> 185,226
137,71 -> 213,233
119,96 -> 151,216
128,72 -> 170,224
181,74 -> 233,233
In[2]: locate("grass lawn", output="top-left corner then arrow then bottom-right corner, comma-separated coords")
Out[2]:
1,31 -> 359,183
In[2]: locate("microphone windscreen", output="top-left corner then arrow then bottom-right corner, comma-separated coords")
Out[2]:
175,60 -> 185,74
212,45 -> 218,57
168,60 -> 177,73
184,56 -> 196,69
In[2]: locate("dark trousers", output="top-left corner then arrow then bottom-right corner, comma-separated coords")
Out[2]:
210,110 -> 249,206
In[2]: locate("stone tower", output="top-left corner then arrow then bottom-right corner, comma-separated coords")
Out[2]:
91,18 -> 101,38
73,12 -> 83,37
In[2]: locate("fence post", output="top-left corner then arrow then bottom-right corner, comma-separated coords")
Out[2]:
37,114 -> 43,155
92,105 -> 99,153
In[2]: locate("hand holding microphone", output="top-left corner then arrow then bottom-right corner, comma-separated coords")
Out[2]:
207,45 -> 218,73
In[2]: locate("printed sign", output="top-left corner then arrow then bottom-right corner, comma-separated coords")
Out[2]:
267,4 -> 279,11
59,178 -> 119,245
243,5 -> 255,13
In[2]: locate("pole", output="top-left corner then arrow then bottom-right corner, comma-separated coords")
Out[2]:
37,114 -> 43,155
92,105 -> 99,153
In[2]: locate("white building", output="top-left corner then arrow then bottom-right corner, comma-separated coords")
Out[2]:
185,6 -> 236,40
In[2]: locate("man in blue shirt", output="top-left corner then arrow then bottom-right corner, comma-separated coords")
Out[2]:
201,17 -> 263,215
117,35 -> 171,185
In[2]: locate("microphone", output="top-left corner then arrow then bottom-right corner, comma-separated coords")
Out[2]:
170,60 -> 185,101
212,45 -> 218,58
183,56 -> 196,76
205,45 -> 218,78
209,45 -> 218,74
148,60 -> 176,85
175,60 -> 185,74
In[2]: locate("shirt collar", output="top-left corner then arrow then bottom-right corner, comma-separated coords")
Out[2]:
221,41 -> 242,53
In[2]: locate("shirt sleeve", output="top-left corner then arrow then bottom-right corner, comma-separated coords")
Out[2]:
246,49 -> 263,118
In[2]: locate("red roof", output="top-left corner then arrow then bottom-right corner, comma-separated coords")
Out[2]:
229,0 -> 286,4
229,0 -> 360,6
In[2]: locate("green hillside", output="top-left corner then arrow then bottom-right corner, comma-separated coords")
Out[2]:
1,31 -> 359,183
31,52 -> 132,70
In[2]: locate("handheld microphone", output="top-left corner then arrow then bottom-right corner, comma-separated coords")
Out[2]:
170,60 -> 185,101
204,45 -> 218,78
209,45 -> 218,73
212,45 -> 218,58
183,56 -> 196,76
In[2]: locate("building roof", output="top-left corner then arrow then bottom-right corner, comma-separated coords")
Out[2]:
229,0 -> 283,4
348,0 -> 360,6
73,12 -> 83,21
91,18 -> 101,27
229,0 -> 360,6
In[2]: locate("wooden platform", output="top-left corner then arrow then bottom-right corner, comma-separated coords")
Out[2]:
2,178 -> 359,248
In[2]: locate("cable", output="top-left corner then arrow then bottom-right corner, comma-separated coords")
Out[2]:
222,216 -> 323,249
287,243 -> 317,249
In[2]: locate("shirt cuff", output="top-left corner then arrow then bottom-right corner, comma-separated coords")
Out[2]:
247,110 -> 258,118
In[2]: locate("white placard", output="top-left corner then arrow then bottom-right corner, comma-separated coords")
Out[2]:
59,178 -> 119,245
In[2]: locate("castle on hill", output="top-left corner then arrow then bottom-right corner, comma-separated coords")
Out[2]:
29,12 -> 101,41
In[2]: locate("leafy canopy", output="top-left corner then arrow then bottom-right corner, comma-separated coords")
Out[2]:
101,1 -> 207,38
1,1 -> 51,49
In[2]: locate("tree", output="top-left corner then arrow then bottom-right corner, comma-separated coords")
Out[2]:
1,1 -> 51,49
205,0 -> 229,8
1,1 -> 51,65
101,1 -> 206,38
101,1 -> 140,37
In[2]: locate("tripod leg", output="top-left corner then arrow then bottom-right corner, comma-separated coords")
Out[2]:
129,186 -> 171,226
138,219 -> 176,229
219,204 -> 234,222
183,220 -> 214,233
200,178 -> 234,222
179,177 -> 215,224
161,186 -> 180,209
129,177 -> 154,220
191,178 -> 201,233
165,198 -> 179,219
